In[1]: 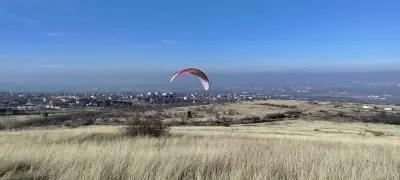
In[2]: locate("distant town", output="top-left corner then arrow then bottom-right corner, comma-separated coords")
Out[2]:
1,83 -> 400,112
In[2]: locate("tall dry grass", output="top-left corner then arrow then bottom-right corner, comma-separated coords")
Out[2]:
0,123 -> 400,180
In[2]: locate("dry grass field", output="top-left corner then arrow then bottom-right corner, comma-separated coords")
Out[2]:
1,119 -> 400,180
163,99 -> 400,124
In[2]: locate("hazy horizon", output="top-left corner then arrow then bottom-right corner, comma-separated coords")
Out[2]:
0,71 -> 399,92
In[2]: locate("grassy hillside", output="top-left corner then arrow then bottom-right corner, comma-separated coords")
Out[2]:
1,121 -> 400,180
2,100 -> 400,130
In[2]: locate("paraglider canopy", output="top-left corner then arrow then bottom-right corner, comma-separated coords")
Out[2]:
170,68 -> 210,90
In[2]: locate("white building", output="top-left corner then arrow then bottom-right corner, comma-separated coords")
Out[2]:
362,105 -> 374,109
384,107 -> 393,111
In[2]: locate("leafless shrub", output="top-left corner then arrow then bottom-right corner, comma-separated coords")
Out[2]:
227,109 -> 238,115
361,112 -> 400,125
215,113 -> 221,120
124,114 -> 169,137
284,110 -> 303,118
308,101 -> 319,105
239,116 -> 262,123
331,102 -> 343,108
216,117 -> 232,127
362,129 -> 385,136
1,110 -> 102,130
204,105 -> 216,114
263,110 -> 302,122
258,103 -> 297,109
337,111 -> 345,117
264,113 -> 286,120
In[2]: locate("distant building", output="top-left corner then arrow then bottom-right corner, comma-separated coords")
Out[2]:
384,107 -> 393,111
362,105 -> 374,109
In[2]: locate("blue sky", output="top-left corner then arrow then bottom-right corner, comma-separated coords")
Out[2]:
1,0 -> 400,75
